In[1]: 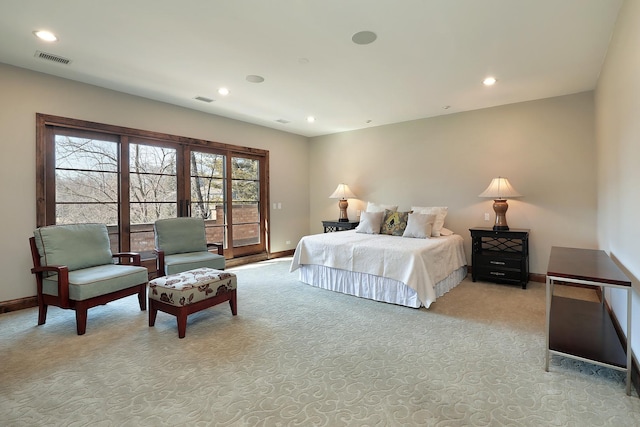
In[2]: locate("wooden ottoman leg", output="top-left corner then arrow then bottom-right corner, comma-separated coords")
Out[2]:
149,299 -> 158,327
177,307 -> 188,339
229,289 -> 238,315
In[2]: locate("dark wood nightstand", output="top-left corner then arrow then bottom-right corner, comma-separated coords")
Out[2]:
322,220 -> 359,233
470,227 -> 530,289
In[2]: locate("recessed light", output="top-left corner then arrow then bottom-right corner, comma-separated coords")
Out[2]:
218,87 -> 229,96
483,77 -> 497,86
352,31 -> 377,45
33,30 -> 58,42
306,116 -> 316,123
246,75 -> 265,83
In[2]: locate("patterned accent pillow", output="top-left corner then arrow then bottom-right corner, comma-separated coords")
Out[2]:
381,210 -> 409,236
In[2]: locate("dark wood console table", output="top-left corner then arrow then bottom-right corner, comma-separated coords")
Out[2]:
545,246 -> 632,395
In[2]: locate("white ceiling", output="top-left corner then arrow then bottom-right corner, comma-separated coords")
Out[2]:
0,0 -> 623,137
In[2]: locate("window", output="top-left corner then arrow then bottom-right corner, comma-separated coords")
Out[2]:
36,114 -> 269,260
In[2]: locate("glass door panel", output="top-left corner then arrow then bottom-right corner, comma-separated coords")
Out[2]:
189,150 -> 226,247
231,156 -> 263,253
129,143 -> 177,254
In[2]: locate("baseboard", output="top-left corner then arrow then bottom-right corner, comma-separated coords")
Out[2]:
604,298 -> 640,396
268,249 -> 295,259
224,250 -> 294,268
529,273 -> 546,283
0,296 -> 37,313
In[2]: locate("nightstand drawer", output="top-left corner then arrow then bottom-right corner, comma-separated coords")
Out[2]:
475,267 -> 523,282
476,254 -> 521,270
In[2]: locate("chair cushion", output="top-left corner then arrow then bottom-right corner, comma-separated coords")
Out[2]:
34,223 -> 113,271
164,252 -> 225,276
154,218 -> 208,255
43,264 -> 148,301
149,267 -> 236,307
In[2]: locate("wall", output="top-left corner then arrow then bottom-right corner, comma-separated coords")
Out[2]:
595,0 -> 640,367
0,63 -> 310,302
309,92 -> 598,276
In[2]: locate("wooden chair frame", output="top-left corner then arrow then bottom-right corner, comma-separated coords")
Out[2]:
29,237 -> 147,335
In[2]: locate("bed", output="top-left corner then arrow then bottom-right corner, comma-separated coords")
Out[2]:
289,230 -> 467,308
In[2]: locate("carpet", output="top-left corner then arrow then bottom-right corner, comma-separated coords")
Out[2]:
1,257 -> 638,426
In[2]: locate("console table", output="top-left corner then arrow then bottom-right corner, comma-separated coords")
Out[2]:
545,246 -> 632,395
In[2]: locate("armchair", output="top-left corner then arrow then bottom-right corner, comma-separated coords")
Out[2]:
154,217 -> 225,277
29,223 -> 148,335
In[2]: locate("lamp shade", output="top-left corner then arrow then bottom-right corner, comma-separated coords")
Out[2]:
329,183 -> 357,200
478,177 -> 521,200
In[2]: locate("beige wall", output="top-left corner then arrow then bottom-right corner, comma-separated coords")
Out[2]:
595,0 -> 640,365
309,92 -> 598,276
0,63 -> 310,302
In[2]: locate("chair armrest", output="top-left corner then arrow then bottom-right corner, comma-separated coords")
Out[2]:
113,252 -> 142,266
30,264 -> 71,308
207,243 -> 224,256
154,249 -> 166,277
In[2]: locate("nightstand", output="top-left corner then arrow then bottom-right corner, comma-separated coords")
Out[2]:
322,220 -> 359,233
469,227 -> 530,289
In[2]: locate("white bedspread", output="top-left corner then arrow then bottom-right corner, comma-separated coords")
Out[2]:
290,230 -> 467,306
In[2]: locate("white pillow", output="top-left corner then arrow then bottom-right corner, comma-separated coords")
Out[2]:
402,213 -> 436,239
355,211 -> 384,234
411,206 -> 448,237
366,201 -> 398,213
439,227 -> 454,236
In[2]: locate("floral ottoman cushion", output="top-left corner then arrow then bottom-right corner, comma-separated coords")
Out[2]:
149,267 -> 237,307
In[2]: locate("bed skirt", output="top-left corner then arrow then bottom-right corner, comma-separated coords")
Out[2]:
298,265 -> 467,308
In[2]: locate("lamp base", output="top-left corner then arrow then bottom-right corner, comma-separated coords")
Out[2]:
337,199 -> 349,222
492,199 -> 510,230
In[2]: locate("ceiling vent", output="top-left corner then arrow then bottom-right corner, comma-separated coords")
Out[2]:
194,96 -> 214,103
34,51 -> 71,65
275,119 -> 290,124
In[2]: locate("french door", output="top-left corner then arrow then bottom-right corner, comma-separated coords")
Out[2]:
37,114 -> 268,260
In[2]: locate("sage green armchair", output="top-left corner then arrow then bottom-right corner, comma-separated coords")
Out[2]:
29,223 -> 148,335
154,217 -> 225,277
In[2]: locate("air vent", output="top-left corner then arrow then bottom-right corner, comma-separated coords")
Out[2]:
34,51 -> 71,65
194,96 -> 214,103
275,119 -> 290,124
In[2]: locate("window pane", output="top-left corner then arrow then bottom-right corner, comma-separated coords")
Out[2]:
232,157 -> 258,180
232,223 -> 260,247
191,152 -> 224,178
130,144 -> 177,224
231,180 -> 258,202
129,144 -> 176,174
56,170 -> 118,203
56,203 -> 118,225
232,202 -> 260,246
55,136 -> 118,172
130,223 -> 155,254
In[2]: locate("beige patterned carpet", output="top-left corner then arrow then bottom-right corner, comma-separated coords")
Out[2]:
1,257 -> 639,426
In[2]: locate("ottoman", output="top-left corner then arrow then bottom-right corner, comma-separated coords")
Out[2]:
148,267 -> 237,338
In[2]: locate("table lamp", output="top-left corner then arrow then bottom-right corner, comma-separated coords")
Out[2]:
329,183 -> 357,222
479,177 -> 522,230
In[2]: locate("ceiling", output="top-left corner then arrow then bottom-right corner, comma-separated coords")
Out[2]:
0,0 -> 623,137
